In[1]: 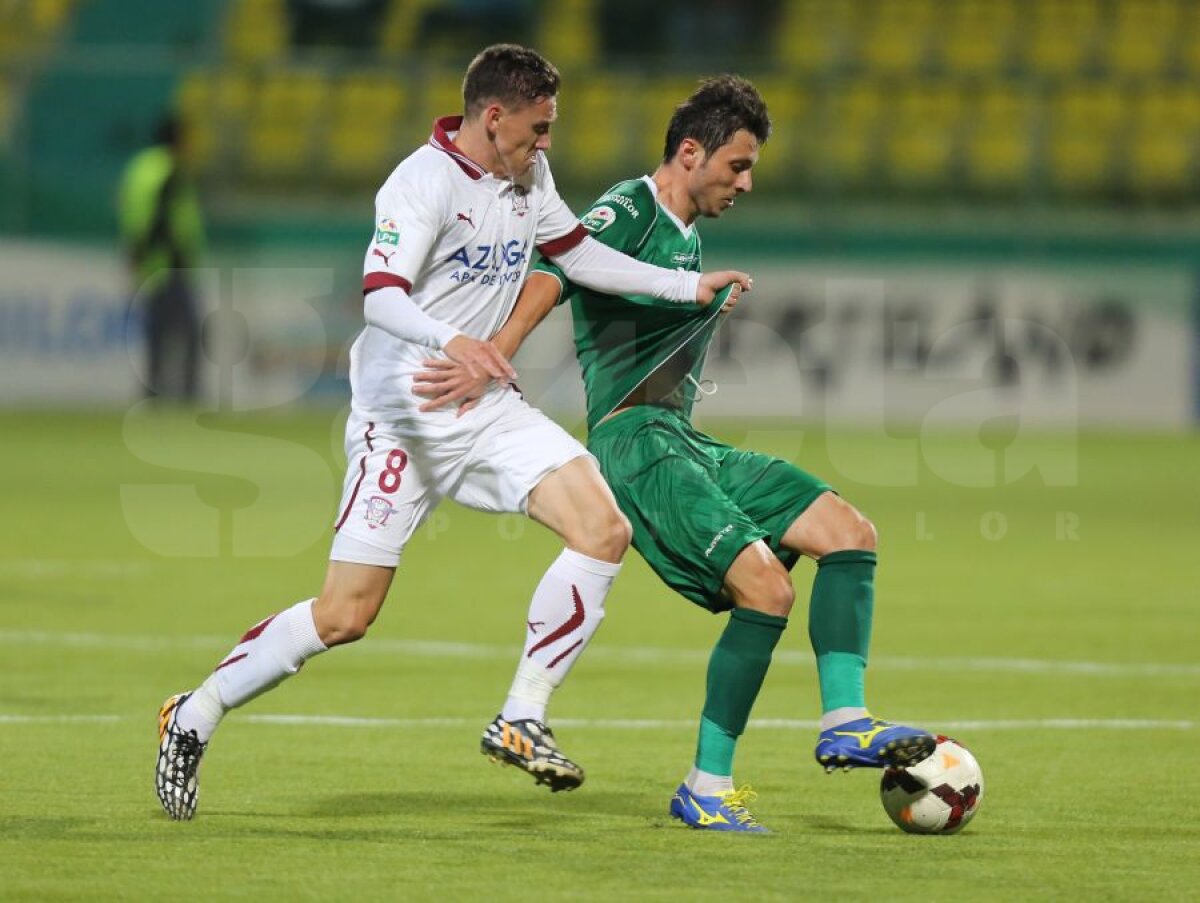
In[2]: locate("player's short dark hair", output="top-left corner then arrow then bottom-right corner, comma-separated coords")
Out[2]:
663,75 -> 771,162
462,44 -> 561,117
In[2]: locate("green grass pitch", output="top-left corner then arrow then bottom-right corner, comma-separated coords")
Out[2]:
1,410 -> 1197,899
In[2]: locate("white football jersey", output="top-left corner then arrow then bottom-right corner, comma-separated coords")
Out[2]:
351,115 -> 585,418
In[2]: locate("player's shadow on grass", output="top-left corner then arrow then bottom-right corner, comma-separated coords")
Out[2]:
798,814 -> 894,835
303,789 -> 656,823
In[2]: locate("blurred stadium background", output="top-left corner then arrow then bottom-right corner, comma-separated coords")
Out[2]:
0,0 -> 1196,426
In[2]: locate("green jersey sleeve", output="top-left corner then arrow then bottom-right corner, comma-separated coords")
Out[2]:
531,178 -> 658,305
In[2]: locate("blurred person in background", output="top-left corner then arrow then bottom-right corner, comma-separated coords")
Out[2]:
117,114 -> 205,401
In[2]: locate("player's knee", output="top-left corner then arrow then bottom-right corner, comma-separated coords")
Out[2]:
313,589 -> 382,647
571,508 -> 632,563
822,510 -> 878,554
731,565 -> 795,617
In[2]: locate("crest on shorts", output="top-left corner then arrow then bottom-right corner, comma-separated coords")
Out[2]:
364,495 -> 395,529
375,215 -> 400,246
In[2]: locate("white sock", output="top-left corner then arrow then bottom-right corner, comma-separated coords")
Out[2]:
686,766 -> 734,797
501,549 -> 620,723
175,598 -> 327,742
820,706 -> 870,731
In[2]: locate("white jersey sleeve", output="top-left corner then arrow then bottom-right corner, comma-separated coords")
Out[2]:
362,176 -> 443,295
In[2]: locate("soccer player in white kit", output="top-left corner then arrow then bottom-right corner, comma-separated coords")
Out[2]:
154,44 -> 751,820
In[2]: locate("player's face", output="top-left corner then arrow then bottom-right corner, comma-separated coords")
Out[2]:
692,129 -> 759,219
492,96 -> 556,179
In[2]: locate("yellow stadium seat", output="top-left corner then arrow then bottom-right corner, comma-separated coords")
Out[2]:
539,0 -> 597,69
1048,132 -> 1116,194
774,0 -> 849,72
816,80 -> 885,188
226,0 -> 287,64
326,120 -> 400,184
245,120 -> 312,181
858,0 -> 934,75
1025,0 -> 1102,76
552,76 -> 634,178
1127,131 -> 1193,196
1107,0 -> 1178,75
379,0 -> 442,56
962,87 -> 1035,192
256,70 -> 329,125
750,79 -> 810,186
334,74 -> 406,123
637,78 -> 701,163
939,0 -> 1017,75
884,83 -> 963,188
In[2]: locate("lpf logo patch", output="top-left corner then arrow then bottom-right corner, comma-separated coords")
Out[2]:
364,495 -> 396,529
580,206 -> 616,233
511,186 -> 529,216
375,215 -> 400,246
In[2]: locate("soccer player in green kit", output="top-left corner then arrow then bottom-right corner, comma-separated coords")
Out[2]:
414,76 -> 934,832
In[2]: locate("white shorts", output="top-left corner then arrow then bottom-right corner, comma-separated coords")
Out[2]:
330,389 -> 590,567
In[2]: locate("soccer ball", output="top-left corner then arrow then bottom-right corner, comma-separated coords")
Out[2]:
880,736 -> 984,834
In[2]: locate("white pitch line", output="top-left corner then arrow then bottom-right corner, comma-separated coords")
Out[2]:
1,629 -> 1197,679
0,714 -> 1192,731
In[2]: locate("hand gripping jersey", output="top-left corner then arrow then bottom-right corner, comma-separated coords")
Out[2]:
533,176 -> 724,431
352,116 -> 587,419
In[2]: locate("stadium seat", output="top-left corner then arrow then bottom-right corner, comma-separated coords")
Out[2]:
1025,0 -> 1102,77
749,79 -> 809,187
883,82 -> 963,191
226,0 -> 288,63
1127,131 -> 1194,197
962,86 -> 1035,194
552,75 -> 633,181
637,77 -> 700,164
774,0 -> 847,73
939,0 -> 1016,75
858,0 -> 935,76
1109,0 -> 1179,77
538,0 -> 597,68
1046,83 -> 1127,195
177,69 -> 257,174
244,70 -> 329,181
816,79 -> 885,189
324,74 -> 406,183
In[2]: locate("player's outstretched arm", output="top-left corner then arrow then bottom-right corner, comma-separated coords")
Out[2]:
414,273 -> 560,414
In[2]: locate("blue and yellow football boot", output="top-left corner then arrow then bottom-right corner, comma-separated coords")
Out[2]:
815,715 -> 935,772
669,783 -> 769,833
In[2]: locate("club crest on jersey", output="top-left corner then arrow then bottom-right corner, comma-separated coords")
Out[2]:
375,215 -> 400,246
581,206 -> 617,233
364,495 -> 395,529
511,186 -> 529,217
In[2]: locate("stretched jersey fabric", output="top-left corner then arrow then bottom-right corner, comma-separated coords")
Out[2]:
353,115 -> 586,419
533,176 -> 723,431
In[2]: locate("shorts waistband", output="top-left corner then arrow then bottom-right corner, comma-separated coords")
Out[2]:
590,404 -> 685,440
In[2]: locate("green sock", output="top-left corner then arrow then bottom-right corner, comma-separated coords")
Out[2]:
808,549 -> 876,712
695,607 -> 787,775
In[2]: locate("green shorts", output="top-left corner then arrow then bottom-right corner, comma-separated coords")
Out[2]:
588,405 -> 832,613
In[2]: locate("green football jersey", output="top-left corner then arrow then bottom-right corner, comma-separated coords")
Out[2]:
533,176 -> 725,431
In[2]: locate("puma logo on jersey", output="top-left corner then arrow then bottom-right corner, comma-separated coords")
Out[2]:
527,620 -> 545,633
372,247 -> 395,266
456,210 -> 475,228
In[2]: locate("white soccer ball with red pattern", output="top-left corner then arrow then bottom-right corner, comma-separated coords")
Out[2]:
880,736 -> 984,834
